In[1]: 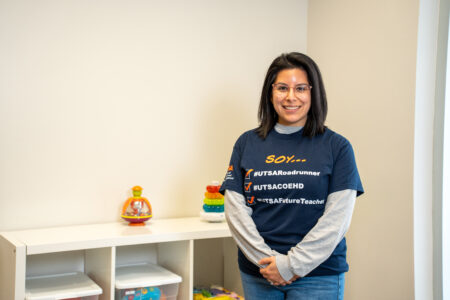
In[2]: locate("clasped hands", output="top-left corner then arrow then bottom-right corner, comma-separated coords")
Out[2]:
259,256 -> 299,286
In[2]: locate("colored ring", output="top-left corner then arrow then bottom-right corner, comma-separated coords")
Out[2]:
207,185 -> 220,193
204,192 -> 223,199
203,204 -> 224,212
204,198 -> 224,205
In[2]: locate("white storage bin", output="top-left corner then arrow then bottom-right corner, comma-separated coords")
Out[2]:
25,272 -> 102,300
115,263 -> 182,300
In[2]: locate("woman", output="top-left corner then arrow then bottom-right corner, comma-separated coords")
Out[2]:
219,52 -> 364,299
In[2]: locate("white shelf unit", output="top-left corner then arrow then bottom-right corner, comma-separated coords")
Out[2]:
0,217 -> 241,300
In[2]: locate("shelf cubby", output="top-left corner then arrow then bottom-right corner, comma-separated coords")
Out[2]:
0,217 -> 240,300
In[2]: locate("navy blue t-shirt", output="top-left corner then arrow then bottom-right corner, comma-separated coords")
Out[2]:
220,128 -> 364,277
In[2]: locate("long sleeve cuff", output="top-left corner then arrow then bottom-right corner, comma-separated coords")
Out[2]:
276,255 -> 295,281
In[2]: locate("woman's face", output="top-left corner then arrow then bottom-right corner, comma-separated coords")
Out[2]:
271,68 -> 311,127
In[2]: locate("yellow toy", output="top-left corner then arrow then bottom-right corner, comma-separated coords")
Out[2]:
121,186 -> 152,226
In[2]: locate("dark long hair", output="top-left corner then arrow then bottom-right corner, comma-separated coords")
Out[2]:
256,52 -> 328,138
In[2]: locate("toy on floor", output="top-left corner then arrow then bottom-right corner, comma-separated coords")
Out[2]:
200,181 -> 225,222
193,286 -> 244,300
121,186 -> 152,226
119,286 -> 165,300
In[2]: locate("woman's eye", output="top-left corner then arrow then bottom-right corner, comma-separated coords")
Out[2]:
296,86 -> 308,92
277,85 -> 288,92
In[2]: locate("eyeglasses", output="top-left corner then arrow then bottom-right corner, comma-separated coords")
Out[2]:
272,83 -> 312,98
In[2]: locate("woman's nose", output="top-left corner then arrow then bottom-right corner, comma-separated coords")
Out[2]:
287,87 -> 296,99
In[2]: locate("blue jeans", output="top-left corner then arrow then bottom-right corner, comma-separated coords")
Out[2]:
240,271 -> 345,300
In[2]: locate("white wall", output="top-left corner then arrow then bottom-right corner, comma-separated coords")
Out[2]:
307,0 -> 419,299
414,0 -> 450,298
414,0 -> 439,298
424,0 -> 450,298
0,0 -> 308,231
443,32 -> 450,299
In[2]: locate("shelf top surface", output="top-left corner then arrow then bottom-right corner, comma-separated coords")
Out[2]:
1,217 -> 231,255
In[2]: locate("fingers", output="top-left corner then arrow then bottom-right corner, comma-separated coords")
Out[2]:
260,271 -> 290,286
259,256 -> 296,286
258,257 -> 272,265
267,279 -> 290,286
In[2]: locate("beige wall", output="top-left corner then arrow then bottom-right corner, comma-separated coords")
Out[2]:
307,1 -> 419,299
1,0 -> 424,297
0,0 -> 308,231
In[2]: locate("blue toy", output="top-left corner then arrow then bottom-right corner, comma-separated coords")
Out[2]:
120,286 -> 161,300
141,287 -> 161,300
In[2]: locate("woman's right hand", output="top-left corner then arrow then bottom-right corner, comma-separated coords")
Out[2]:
259,257 -> 300,286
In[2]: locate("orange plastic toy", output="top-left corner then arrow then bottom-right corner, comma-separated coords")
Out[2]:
121,186 -> 152,226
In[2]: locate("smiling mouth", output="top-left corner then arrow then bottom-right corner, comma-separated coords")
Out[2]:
282,105 -> 300,110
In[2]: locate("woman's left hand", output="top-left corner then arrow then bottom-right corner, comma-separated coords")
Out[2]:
259,256 -> 291,286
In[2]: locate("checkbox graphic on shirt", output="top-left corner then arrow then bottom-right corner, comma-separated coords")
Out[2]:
244,182 -> 252,193
245,169 -> 254,180
246,196 -> 256,206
